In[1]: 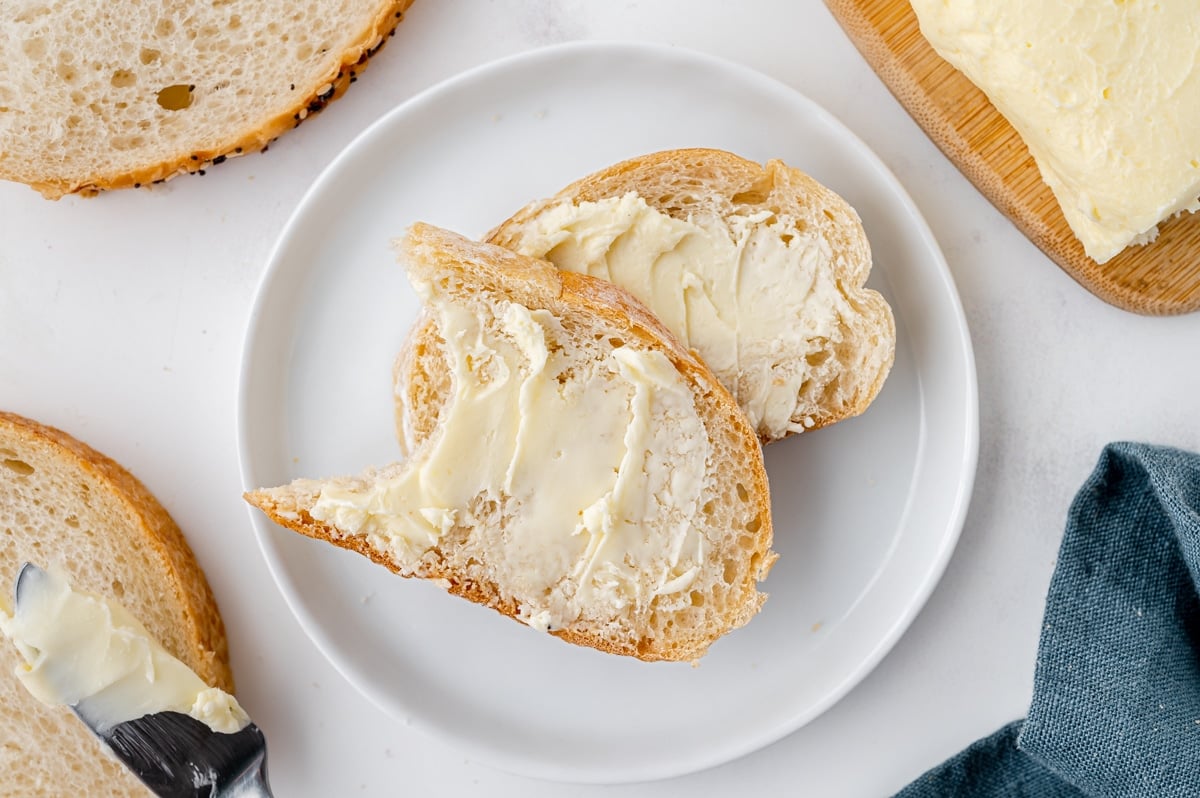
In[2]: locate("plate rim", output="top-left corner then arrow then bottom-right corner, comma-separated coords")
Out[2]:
236,39 -> 979,784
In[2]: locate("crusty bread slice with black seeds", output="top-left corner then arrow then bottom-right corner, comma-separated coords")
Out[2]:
0,0 -> 414,198
0,411 -> 233,796
396,149 -> 895,445
247,223 -> 776,662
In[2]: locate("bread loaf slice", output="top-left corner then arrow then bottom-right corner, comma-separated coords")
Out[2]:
396,149 -> 895,446
247,223 -> 776,662
0,0 -> 414,198
0,411 -> 233,797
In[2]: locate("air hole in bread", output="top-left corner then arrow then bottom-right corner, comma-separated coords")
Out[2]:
780,233 -> 794,244
14,4 -> 50,23
110,579 -> 125,598
155,18 -> 175,36
296,42 -> 313,60
607,338 -> 624,349
745,515 -> 762,533
3,458 -> 34,476
806,348 -> 831,368
701,500 -> 715,517
22,37 -> 46,59
111,134 -> 146,151
65,515 -> 79,528
821,375 -> 842,405
689,590 -> 704,607
55,63 -> 79,85
731,189 -> 768,205
110,69 -> 136,88
156,84 -> 194,110
228,14 -> 242,29
735,482 -> 749,502
722,559 -> 738,585
139,47 -> 161,65
823,209 -> 836,221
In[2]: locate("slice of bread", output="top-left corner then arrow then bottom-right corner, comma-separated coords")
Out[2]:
247,223 -> 776,662
396,149 -> 895,445
0,411 -> 233,797
0,0 -> 414,198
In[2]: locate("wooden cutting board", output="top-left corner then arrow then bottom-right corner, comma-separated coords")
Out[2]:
825,0 -> 1200,316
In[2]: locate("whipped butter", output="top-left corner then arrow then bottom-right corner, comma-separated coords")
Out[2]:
312,292 -> 709,632
0,567 -> 248,734
910,0 -> 1200,263
511,192 -> 851,438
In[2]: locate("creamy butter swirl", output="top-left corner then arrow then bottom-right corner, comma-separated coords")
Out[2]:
312,294 -> 709,631
512,193 -> 853,438
0,567 -> 248,734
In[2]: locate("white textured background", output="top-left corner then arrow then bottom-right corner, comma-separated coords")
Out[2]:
3,1 -> 1199,795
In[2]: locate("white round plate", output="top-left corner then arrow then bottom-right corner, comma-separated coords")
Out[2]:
238,41 -> 978,784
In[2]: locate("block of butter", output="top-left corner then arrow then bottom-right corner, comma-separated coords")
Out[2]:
910,0 -> 1200,264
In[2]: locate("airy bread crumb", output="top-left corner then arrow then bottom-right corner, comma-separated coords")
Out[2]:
0,0 -> 414,197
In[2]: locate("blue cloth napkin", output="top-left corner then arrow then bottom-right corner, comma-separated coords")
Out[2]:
897,442 -> 1200,798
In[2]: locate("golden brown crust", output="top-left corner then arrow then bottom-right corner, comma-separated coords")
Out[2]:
0,411 -> 232,692
247,224 -> 775,662
22,0 -> 415,199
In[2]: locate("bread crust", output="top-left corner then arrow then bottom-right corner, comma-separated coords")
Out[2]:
249,223 -> 776,662
11,0 -> 415,199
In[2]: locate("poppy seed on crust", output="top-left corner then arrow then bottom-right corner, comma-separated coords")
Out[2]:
1,0 -> 415,198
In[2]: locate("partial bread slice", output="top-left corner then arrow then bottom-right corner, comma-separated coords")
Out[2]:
0,0 -> 414,198
397,149 -> 895,445
0,411 -> 233,797
247,223 -> 776,662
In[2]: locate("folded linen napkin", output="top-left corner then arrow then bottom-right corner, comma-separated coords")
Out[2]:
897,442 -> 1200,797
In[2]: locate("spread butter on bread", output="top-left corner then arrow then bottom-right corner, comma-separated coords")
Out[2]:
246,223 -> 776,662
0,411 -> 234,797
396,149 -> 895,445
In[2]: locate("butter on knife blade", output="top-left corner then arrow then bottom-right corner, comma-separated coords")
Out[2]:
1,563 -> 274,797
0,563 -> 248,734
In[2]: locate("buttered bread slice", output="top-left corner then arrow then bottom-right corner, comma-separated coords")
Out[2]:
246,223 -> 776,662
0,411 -> 234,797
397,149 -> 895,445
